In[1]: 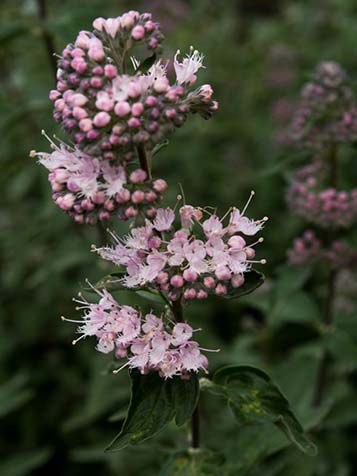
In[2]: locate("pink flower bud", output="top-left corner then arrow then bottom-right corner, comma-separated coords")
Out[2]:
228,235 -> 246,249
90,77 -> 103,88
87,129 -> 100,140
104,64 -> 117,78
156,272 -> 169,284
131,102 -> 144,116
145,96 -> 157,107
60,193 -> 75,210
99,211 -> 110,221
131,190 -> 145,203
184,288 -> 197,300
128,117 -> 141,128
93,112 -> 111,127
49,90 -> 60,101
204,276 -> 216,289
148,38 -> 158,49
72,106 -> 88,120
131,25 -> 145,40
130,168 -> 147,183
144,20 -> 155,32
165,108 -> 176,119
95,94 -> 114,111
115,189 -> 131,203
127,82 -> 141,98
92,191 -> 105,204
120,13 -> 134,29
74,214 -> 84,224
54,99 -> 65,111
245,248 -> 255,259
79,118 -> 93,131
148,236 -> 161,248
114,101 -> 131,117
145,191 -> 157,202
125,206 -> 138,218
215,283 -> 227,296
231,274 -> 244,288
88,47 -> 105,61
153,179 -> 167,193
197,290 -> 208,299
71,93 -> 88,106
154,77 -> 169,93
92,17 -> 105,31
92,66 -> 103,75
104,199 -> 115,211
215,266 -> 232,281
183,269 -> 198,282
170,275 -> 184,288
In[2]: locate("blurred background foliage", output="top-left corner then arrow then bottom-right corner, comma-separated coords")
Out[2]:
1,0 -> 357,474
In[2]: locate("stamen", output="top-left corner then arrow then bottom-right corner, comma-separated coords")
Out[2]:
241,191 -> 255,216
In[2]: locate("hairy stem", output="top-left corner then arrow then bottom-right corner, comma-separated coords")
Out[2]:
36,0 -> 57,80
312,145 -> 338,407
171,298 -> 200,449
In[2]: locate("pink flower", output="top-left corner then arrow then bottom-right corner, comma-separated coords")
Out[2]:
153,207 -> 175,231
174,48 -> 204,85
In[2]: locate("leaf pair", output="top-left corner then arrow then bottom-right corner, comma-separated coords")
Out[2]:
201,365 -> 317,456
106,371 -> 199,451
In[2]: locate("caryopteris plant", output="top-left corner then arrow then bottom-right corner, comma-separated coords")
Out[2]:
31,10 -> 316,470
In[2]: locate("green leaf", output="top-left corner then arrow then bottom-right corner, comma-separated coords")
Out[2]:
136,54 -> 157,73
172,375 -> 200,426
0,373 -> 33,419
224,270 -> 265,299
204,365 -> 317,455
93,272 -> 126,291
268,292 -> 320,327
0,448 -> 52,476
152,139 -> 170,157
106,371 -> 199,451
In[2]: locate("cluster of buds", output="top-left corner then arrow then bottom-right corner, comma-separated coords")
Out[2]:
32,137 -> 167,224
290,61 -> 357,149
95,194 -> 266,303
287,230 -> 322,266
37,12 -> 218,226
287,161 -> 357,228
51,14 -> 217,158
287,230 -> 357,269
64,287 -> 211,379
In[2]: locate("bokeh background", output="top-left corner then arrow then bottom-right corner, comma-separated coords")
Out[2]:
2,1 -> 357,475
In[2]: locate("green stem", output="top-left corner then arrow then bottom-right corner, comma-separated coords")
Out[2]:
312,145 -> 338,407
137,144 -> 152,179
171,298 -> 200,449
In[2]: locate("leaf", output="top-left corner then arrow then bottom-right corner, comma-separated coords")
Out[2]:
136,54 -> 157,73
224,270 -> 265,299
171,375 -> 200,426
106,371 -> 199,451
152,139 -> 169,157
204,365 -> 317,455
93,272 -> 126,291
0,373 -> 33,419
0,448 -> 52,476
268,292 -> 320,328
160,449 -> 226,476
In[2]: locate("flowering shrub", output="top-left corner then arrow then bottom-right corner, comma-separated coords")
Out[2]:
31,8 -> 316,469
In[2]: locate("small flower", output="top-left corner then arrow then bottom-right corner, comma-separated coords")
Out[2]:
174,48 -> 204,85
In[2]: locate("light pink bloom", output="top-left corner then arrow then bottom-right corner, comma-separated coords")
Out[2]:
153,207 -> 175,231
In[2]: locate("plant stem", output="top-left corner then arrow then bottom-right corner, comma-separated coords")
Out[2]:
137,144 -> 152,179
312,145 -> 338,407
191,404 -> 200,449
36,0 -> 57,80
171,298 -> 200,449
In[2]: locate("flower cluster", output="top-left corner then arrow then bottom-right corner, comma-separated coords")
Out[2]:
290,61 -> 357,149
64,287 -> 209,379
287,229 -> 357,269
287,161 -> 357,228
95,196 -> 266,302
287,229 -> 322,266
51,13 -> 218,158
32,138 -> 167,224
